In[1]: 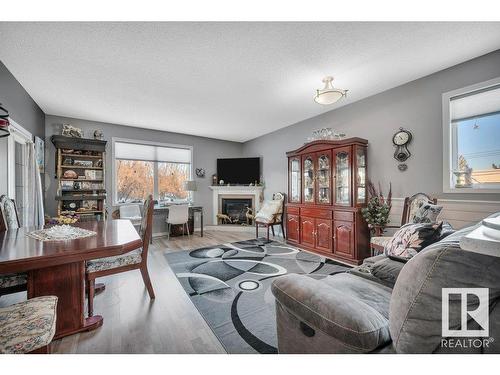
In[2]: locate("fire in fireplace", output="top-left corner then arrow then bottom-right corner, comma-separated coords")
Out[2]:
220,198 -> 253,225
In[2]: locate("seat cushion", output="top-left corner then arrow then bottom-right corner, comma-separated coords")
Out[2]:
0,296 -> 58,354
0,273 -> 27,288
255,200 -> 282,223
272,273 -> 392,352
86,249 -> 142,273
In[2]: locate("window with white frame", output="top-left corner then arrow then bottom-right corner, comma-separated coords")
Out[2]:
443,78 -> 500,193
113,139 -> 192,204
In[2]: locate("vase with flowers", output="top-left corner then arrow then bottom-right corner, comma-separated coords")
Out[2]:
361,181 -> 392,236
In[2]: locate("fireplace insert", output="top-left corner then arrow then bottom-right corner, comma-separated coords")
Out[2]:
221,198 -> 252,224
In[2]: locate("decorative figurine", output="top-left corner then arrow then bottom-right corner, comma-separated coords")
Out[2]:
62,124 -> 83,138
93,129 -> 104,140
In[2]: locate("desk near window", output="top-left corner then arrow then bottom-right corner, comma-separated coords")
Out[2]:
153,204 -> 203,237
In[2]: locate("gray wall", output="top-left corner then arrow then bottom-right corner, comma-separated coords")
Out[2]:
0,61 -> 45,195
45,115 -> 244,225
242,50 -> 500,202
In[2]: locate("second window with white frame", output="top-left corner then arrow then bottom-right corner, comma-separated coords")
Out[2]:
113,139 -> 192,204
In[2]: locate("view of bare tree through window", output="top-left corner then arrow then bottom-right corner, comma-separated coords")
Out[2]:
159,162 -> 190,201
116,160 -> 154,203
116,160 -> 190,203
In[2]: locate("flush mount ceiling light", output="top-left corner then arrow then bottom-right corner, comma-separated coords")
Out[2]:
314,76 -> 348,105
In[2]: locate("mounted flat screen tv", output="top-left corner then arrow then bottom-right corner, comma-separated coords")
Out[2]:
217,157 -> 260,185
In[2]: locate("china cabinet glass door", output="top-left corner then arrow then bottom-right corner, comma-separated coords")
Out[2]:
303,156 -> 315,203
335,148 -> 351,205
316,152 -> 331,204
355,147 -> 367,205
289,158 -> 301,203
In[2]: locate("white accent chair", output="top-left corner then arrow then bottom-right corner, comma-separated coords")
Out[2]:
119,204 -> 142,230
166,205 -> 190,240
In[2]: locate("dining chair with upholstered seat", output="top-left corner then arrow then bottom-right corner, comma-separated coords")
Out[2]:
0,195 -> 28,298
85,195 -> 155,317
165,205 -> 190,240
0,296 -> 58,354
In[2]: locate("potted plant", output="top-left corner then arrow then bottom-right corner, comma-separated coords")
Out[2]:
361,181 -> 392,236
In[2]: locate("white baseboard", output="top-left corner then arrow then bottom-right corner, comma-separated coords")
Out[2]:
204,225 -> 255,232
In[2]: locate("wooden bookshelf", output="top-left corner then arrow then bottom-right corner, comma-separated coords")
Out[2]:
51,135 -> 107,220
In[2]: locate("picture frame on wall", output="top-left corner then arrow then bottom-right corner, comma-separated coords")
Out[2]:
34,136 -> 45,173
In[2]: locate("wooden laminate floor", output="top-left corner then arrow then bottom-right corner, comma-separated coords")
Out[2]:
1,230 -> 274,354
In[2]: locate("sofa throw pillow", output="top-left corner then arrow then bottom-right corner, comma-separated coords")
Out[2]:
384,221 -> 443,260
411,202 -> 443,223
255,200 -> 282,223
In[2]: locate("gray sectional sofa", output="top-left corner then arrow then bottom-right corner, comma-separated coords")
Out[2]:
271,214 -> 500,353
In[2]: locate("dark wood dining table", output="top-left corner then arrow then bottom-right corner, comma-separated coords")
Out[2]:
0,219 -> 142,339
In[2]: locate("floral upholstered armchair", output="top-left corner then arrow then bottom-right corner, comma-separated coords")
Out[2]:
370,193 -> 439,255
255,192 -> 285,240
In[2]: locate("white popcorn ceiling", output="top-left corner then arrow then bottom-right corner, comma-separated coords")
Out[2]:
1,22 -> 500,142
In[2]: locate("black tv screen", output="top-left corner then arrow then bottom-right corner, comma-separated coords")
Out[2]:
217,157 -> 260,185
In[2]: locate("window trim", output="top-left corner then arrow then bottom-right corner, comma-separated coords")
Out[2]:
111,137 -> 193,205
442,76 -> 500,194
6,118 -> 33,226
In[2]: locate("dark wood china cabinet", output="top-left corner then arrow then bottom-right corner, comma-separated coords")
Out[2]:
286,138 -> 370,265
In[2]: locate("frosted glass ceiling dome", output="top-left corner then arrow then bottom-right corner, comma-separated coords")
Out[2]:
314,76 -> 348,105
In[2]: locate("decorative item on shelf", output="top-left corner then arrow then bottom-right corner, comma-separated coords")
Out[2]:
306,128 -> 346,143
61,124 -> 83,138
313,76 -> 348,105
74,160 -> 93,167
34,136 -> 45,173
94,159 -> 103,167
361,180 -> 392,236
212,174 -> 218,186
393,127 -> 412,163
63,157 -> 73,165
219,179 -> 225,185
85,170 -> 102,180
398,163 -> 408,172
453,155 -> 473,188
61,181 -> 74,190
0,102 -> 10,138
93,129 -> 103,140
63,170 -> 78,179
195,168 -> 206,178
73,181 -> 82,190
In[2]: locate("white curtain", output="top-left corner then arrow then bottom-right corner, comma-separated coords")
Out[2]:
26,143 -> 45,227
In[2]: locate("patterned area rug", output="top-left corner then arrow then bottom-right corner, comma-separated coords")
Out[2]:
165,238 -> 349,354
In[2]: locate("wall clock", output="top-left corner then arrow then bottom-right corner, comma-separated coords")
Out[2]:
392,127 -> 412,162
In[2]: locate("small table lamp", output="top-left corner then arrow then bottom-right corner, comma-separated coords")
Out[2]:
184,180 -> 197,203
460,217 -> 500,257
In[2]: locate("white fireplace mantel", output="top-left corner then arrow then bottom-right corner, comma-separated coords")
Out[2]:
209,185 -> 264,224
